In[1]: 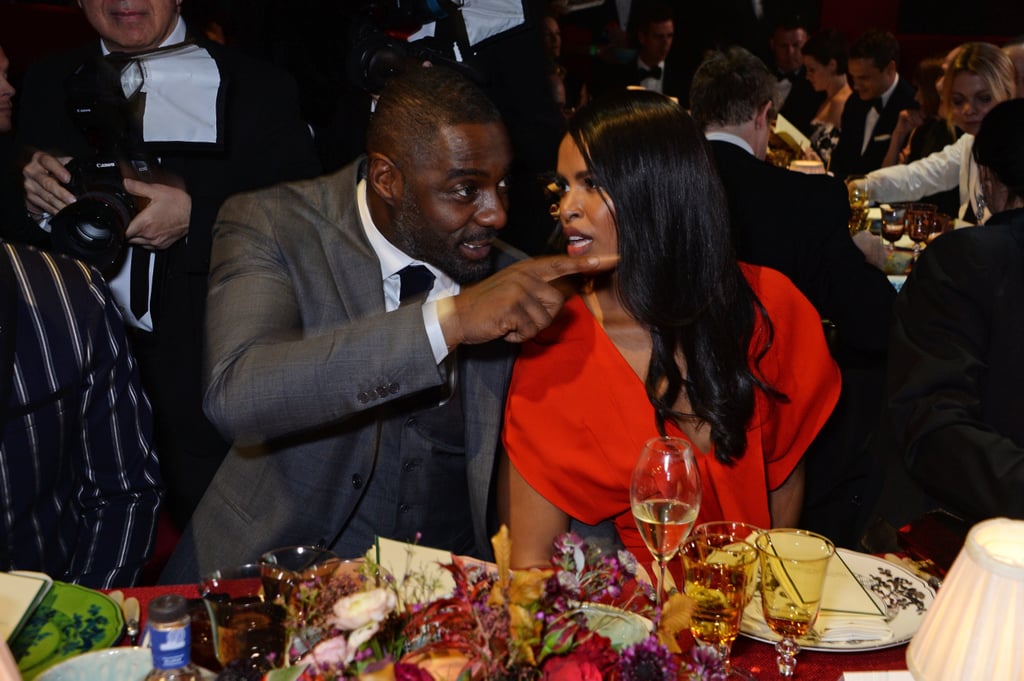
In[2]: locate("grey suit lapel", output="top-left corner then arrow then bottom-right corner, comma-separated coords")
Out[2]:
321,160 -> 388,320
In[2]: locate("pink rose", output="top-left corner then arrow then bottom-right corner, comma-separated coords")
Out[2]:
309,635 -> 352,668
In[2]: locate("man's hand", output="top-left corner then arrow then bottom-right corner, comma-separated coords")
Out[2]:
441,254 -> 618,346
123,178 -> 191,250
22,151 -> 75,216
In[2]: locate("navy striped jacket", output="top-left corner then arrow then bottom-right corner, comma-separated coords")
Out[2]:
0,242 -> 161,587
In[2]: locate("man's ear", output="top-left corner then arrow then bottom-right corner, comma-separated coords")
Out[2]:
367,152 -> 402,207
754,100 -> 773,129
884,60 -> 898,80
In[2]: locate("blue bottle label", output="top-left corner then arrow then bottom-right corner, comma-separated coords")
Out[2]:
149,624 -> 192,670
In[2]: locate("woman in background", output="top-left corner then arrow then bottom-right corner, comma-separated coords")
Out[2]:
802,29 -> 852,167
862,42 -> 1014,224
500,91 -> 839,575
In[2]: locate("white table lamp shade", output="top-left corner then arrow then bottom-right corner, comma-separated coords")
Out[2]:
906,517 -> 1024,680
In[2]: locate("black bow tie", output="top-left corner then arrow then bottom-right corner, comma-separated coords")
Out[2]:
867,97 -> 883,113
638,65 -> 662,80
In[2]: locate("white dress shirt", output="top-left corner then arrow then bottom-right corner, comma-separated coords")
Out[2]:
861,73 -> 901,154
357,179 -> 457,363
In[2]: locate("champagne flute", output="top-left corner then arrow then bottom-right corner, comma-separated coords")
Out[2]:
680,533 -> 759,680
755,529 -> 835,678
630,436 -> 702,606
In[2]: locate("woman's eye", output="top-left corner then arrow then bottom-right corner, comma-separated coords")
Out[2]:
583,176 -> 600,190
453,185 -> 479,199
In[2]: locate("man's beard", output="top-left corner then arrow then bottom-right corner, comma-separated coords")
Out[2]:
390,193 -> 497,285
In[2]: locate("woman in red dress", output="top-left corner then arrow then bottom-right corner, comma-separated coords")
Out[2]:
500,91 -> 840,579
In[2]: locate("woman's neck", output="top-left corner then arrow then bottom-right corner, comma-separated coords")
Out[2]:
825,78 -> 850,101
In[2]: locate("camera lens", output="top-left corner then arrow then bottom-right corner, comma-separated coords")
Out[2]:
50,191 -> 133,270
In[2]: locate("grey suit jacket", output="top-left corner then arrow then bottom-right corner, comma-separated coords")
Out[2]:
161,160 -> 518,581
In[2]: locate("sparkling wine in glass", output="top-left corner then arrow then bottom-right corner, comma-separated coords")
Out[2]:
846,176 -> 871,235
630,436 -> 702,605
755,529 -> 835,678
681,533 -> 759,680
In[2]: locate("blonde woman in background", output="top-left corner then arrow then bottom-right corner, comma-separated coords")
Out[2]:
860,42 -> 1015,224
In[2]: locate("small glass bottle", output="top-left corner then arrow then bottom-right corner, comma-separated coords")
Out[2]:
144,594 -> 203,681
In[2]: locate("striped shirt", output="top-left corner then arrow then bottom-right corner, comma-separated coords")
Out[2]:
0,243 -> 162,588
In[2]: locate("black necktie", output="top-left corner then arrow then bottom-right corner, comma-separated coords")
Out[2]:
867,97 -> 883,113
398,264 -> 435,305
638,65 -> 662,80
129,246 -> 150,319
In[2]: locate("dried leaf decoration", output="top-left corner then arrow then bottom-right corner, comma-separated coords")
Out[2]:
656,591 -> 695,653
492,524 -> 512,591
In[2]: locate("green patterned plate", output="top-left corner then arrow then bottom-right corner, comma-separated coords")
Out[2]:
10,582 -> 124,680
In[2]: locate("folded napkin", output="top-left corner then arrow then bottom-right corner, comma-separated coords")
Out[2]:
812,612 -> 895,643
812,552 -> 894,643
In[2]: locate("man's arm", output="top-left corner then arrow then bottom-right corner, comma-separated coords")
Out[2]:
202,189 -> 613,443
69,265 -> 162,588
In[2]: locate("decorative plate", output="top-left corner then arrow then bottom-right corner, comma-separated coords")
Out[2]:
10,582 -> 124,680
740,549 -> 936,652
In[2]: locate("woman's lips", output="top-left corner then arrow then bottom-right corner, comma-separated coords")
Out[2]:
566,233 -> 593,257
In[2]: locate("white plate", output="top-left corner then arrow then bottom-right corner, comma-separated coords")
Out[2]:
740,549 -> 935,652
36,648 -> 216,681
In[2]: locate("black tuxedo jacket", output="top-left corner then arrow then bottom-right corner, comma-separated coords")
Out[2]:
709,139 -> 897,547
14,37 -> 321,522
776,66 -> 824,136
829,76 -> 917,179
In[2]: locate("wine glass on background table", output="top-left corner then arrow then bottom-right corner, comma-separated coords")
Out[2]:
680,533 -> 759,680
904,202 -> 939,262
755,529 -> 835,678
630,436 -> 702,606
879,203 -> 907,251
846,176 -> 871,235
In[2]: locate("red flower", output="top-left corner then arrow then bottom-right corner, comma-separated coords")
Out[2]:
541,635 -> 618,681
394,663 -> 435,681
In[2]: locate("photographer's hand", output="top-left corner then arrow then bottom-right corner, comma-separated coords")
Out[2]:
123,178 -> 191,250
23,151 -> 75,217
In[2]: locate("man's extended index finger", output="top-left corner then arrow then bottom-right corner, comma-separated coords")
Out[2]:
533,254 -> 620,282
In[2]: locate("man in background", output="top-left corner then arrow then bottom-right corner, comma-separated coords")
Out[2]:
829,29 -> 917,179
14,0 -> 321,528
769,16 -> 823,135
0,241 -> 161,587
690,47 -> 896,547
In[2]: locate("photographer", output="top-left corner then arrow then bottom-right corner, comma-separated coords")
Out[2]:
15,0 -> 321,529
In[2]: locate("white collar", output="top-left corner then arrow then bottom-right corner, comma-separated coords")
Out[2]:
356,179 -> 456,297
705,131 -> 755,156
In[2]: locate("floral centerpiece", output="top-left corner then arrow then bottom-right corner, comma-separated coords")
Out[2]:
242,527 -> 723,681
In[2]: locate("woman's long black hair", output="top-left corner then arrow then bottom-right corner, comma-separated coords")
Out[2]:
566,90 -> 782,464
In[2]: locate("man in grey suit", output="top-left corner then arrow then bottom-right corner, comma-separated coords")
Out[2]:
162,66 -> 611,581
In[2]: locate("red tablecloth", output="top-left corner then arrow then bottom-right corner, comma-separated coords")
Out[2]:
115,584 -> 909,681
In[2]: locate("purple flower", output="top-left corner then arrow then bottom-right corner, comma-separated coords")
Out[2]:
618,636 -> 678,681
685,644 -> 728,681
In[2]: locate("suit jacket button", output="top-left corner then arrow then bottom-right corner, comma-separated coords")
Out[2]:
357,391 -> 369,403
388,382 -> 399,394
399,503 -> 410,514
352,474 -> 363,489
376,385 -> 389,398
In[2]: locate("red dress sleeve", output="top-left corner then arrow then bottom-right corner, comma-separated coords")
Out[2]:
503,268 -> 840,573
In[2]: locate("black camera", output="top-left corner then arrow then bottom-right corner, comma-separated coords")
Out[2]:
49,54 -> 156,270
50,156 -> 155,271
